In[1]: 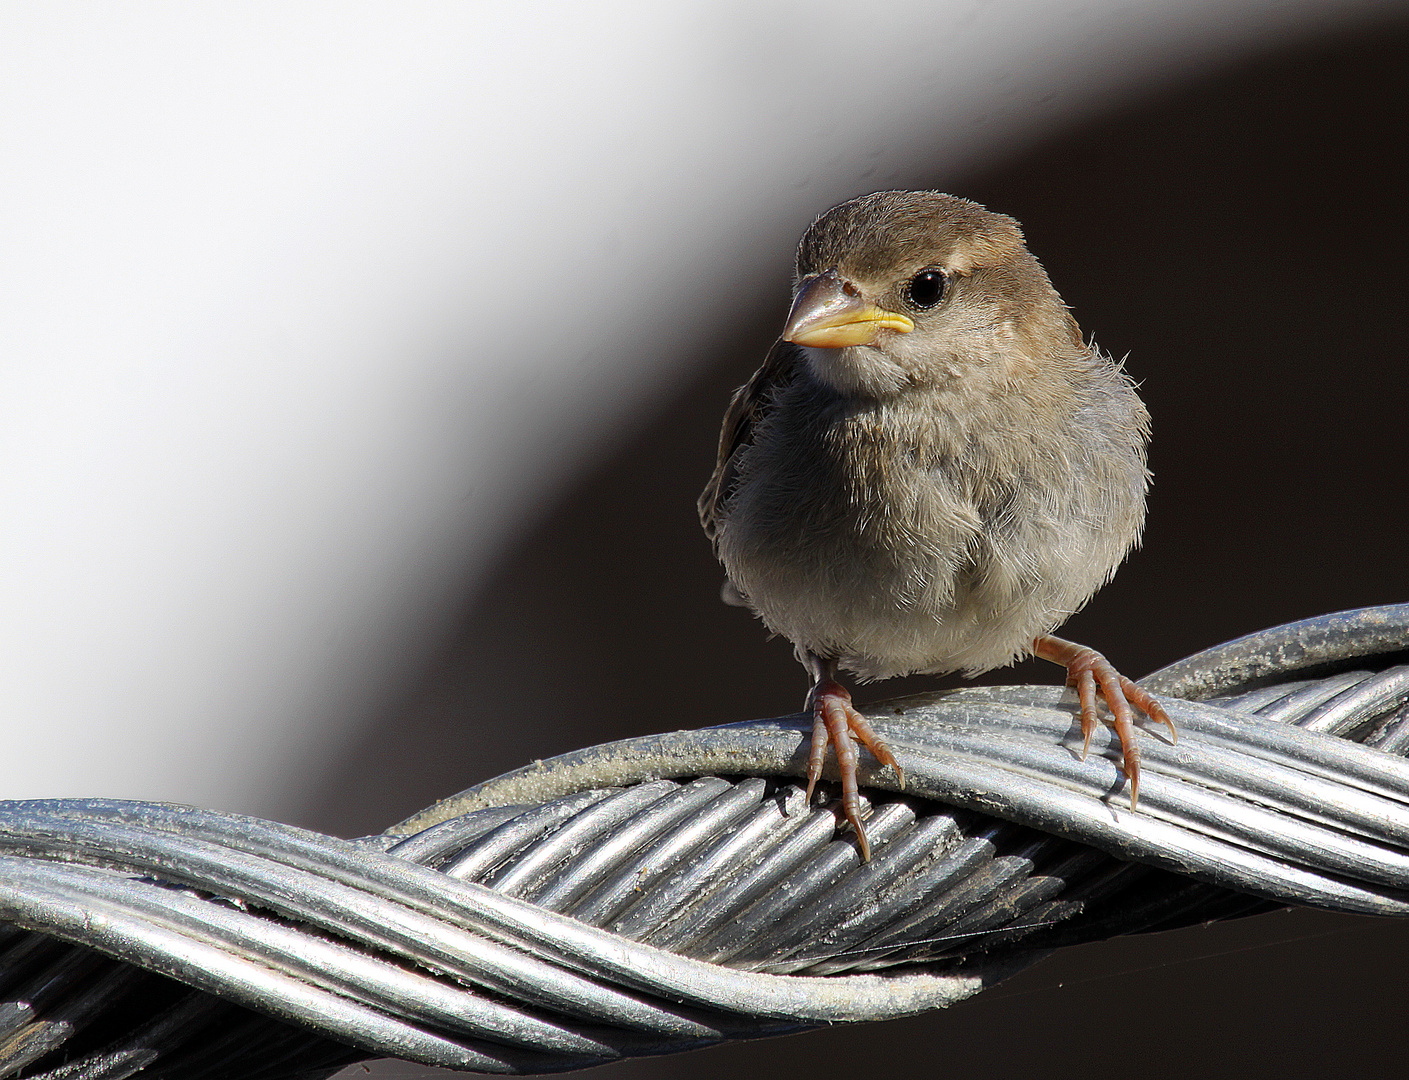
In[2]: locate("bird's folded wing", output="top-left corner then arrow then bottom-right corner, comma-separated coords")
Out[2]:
698,338 -> 802,546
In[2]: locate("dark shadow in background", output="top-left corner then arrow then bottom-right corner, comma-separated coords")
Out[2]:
311,17 -> 1409,1080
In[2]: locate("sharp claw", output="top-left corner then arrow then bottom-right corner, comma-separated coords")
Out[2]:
852,823 -> 872,861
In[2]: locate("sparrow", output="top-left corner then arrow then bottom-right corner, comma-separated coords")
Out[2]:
699,190 -> 1175,858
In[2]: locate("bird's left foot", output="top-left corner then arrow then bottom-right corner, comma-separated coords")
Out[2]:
1033,634 -> 1177,808
804,676 -> 904,860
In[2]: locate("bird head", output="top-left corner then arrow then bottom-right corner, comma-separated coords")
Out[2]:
784,191 -> 1083,398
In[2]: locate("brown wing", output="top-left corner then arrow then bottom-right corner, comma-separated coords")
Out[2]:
698,338 -> 802,548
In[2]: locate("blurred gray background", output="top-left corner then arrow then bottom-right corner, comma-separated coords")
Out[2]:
2,2 -> 1407,1077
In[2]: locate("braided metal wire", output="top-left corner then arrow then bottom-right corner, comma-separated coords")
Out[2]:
1,604 -> 1408,1079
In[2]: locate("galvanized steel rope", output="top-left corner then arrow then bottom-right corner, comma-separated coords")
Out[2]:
1,604 -> 1408,1079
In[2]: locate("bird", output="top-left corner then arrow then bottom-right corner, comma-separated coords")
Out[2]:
698,190 -> 1175,859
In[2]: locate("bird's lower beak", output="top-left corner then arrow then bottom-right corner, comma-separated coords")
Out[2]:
782,270 -> 914,348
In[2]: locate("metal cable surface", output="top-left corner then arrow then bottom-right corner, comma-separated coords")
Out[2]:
0,604 -> 1407,1079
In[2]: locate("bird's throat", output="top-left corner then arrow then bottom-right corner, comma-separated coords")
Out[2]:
802,344 -> 910,398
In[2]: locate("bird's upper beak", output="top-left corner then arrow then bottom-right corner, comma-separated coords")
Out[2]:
782,269 -> 914,348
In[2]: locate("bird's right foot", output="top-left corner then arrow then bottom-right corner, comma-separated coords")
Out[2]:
805,677 -> 904,860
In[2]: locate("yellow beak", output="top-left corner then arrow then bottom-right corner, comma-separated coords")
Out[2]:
782,270 -> 914,348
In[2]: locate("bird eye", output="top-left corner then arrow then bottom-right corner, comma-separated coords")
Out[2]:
906,270 -> 946,309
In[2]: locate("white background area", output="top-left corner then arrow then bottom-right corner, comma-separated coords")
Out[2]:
0,0 -> 1394,820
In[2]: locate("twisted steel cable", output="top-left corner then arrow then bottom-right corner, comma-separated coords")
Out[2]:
1,604 -> 1408,1079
